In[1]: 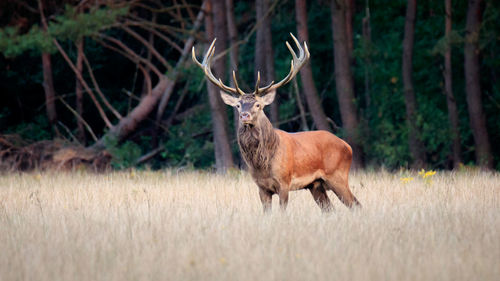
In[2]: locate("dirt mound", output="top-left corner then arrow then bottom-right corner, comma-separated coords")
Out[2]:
0,135 -> 111,172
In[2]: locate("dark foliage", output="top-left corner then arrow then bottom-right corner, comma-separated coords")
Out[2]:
0,0 -> 499,170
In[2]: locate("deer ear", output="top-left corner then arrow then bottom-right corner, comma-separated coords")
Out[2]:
259,90 -> 276,105
219,91 -> 240,107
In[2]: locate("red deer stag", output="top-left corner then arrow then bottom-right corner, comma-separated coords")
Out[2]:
192,34 -> 360,212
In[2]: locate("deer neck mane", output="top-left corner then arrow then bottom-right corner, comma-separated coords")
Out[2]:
237,113 -> 279,171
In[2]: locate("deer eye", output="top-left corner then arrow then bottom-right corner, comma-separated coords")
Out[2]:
236,104 -> 241,108
255,103 -> 261,108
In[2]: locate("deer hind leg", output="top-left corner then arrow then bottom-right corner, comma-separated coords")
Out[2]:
323,174 -> 361,208
308,181 -> 333,212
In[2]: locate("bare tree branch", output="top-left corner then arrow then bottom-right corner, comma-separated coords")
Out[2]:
129,20 -> 183,52
182,0 -> 196,22
18,0 -> 38,13
140,12 -> 156,97
123,15 -> 193,38
120,25 -> 173,71
52,38 -> 113,128
137,63 -> 152,97
91,1 -> 206,149
128,3 -> 199,14
97,34 -> 163,78
134,145 -> 165,165
164,80 -> 190,128
59,98 -> 98,142
173,0 -> 186,30
81,50 -> 123,119
155,0 -> 206,123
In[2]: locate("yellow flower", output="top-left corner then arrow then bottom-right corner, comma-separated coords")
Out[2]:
418,169 -> 436,185
400,177 -> 414,184
423,170 -> 436,179
418,169 -> 436,179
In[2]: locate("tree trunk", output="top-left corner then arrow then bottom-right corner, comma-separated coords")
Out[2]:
254,1 -> 267,92
402,0 -> 426,169
263,0 -> 278,126
75,39 -> 86,144
330,0 -> 364,168
464,0 -> 492,169
146,13 -> 158,148
38,0 -> 59,137
255,0 -> 279,126
293,79 -> 309,130
226,0 -> 246,167
226,0 -> 239,130
362,4 -> 372,109
345,0 -> 354,63
142,13 -> 156,98
443,0 -> 462,169
41,52 -> 60,137
205,0 -> 235,172
226,0 -> 238,73
255,0 -> 265,85
296,0 -> 331,132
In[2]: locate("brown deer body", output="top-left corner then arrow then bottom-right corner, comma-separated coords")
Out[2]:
193,34 -> 360,212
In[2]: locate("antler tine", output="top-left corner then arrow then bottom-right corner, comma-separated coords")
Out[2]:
254,71 -> 276,96
254,71 -> 261,95
203,39 -> 217,65
230,71 -> 245,95
285,41 -> 298,62
263,33 -> 310,94
192,38 -> 242,95
291,32 -> 311,61
258,80 -> 275,94
209,70 -> 245,95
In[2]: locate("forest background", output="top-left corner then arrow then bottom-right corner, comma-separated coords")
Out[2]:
0,0 -> 499,172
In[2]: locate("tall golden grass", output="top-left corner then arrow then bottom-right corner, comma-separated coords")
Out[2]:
0,169 -> 499,281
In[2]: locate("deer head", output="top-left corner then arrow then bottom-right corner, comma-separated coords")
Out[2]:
192,33 -> 310,126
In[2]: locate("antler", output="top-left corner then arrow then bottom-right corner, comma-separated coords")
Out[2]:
192,33 -> 310,96
192,39 -> 245,95
259,33 -> 310,95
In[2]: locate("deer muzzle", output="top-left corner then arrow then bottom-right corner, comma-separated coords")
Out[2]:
240,112 -> 252,123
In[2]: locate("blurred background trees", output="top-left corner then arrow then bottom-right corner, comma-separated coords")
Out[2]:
0,0 -> 499,171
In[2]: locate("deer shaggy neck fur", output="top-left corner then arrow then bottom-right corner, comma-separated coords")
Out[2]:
237,114 -> 279,171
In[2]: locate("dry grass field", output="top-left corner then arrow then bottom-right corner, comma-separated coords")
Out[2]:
0,169 -> 499,281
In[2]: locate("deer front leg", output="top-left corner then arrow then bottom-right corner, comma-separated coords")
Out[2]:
258,187 -> 273,213
278,189 -> 289,211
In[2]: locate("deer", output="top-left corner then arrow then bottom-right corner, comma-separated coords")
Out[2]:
192,33 -> 361,212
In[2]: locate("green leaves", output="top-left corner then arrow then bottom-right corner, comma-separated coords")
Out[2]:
0,25 -> 54,56
0,5 -> 128,57
51,5 -> 128,41
103,135 -> 141,169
